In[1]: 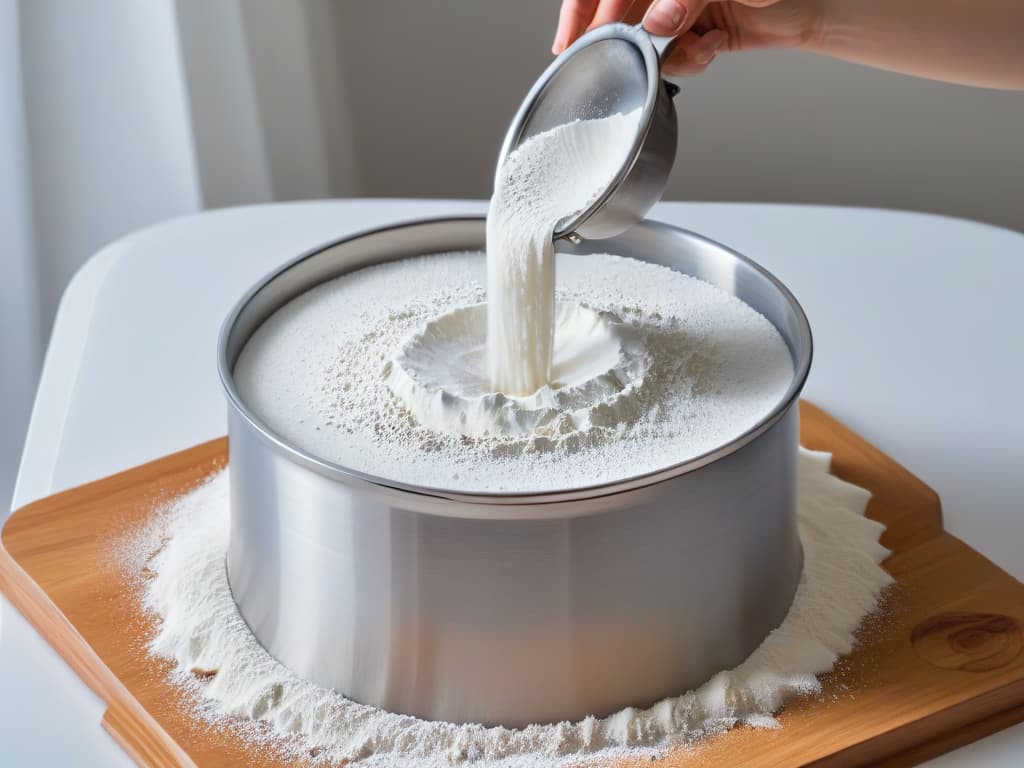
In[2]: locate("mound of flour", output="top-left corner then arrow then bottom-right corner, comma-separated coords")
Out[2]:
131,449 -> 892,766
386,301 -> 651,438
233,251 -> 793,493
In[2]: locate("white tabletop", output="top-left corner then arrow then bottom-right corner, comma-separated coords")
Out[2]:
3,200 -> 1022,765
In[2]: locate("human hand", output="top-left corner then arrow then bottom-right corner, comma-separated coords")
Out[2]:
553,0 -> 824,76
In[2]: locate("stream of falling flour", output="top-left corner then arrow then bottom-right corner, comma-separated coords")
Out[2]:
486,110 -> 641,395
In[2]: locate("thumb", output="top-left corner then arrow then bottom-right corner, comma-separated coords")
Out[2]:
643,0 -> 709,36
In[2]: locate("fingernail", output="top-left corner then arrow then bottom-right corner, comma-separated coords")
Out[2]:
552,33 -> 566,55
644,0 -> 687,36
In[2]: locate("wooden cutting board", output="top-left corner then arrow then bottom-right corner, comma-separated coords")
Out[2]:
1,402 -> 1022,767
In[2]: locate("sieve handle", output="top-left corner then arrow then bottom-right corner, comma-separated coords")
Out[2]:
635,23 -> 677,61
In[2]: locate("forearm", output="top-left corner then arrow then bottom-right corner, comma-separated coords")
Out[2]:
807,0 -> 1024,90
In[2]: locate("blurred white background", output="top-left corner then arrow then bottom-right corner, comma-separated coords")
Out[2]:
2,0 -> 1022,508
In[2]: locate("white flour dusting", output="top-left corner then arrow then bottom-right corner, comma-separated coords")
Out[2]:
486,110 -> 641,395
131,449 -> 891,766
233,251 -> 793,493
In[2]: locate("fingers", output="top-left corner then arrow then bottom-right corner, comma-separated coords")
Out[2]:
553,0 -> 774,58
586,0 -> 638,32
641,0 -> 780,38
553,0 -> 600,54
622,0 -> 649,25
554,0 -> 637,53
661,27 -> 728,76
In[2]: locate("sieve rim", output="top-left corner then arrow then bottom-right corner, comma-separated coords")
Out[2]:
494,23 -> 661,241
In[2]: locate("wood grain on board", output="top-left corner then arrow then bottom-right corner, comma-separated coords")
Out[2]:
1,402 -> 1022,767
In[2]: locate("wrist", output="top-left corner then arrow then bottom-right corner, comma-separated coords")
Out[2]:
799,0 -> 859,55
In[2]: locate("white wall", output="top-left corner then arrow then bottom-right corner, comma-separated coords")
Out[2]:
18,1 -> 203,327
173,0 -> 360,206
332,1 -> 1024,232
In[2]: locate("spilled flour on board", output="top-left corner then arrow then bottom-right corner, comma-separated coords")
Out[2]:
123,449 -> 892,767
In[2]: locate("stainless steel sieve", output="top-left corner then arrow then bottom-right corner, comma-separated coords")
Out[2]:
219,217 -> 812,728
496,23 -> 679,243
